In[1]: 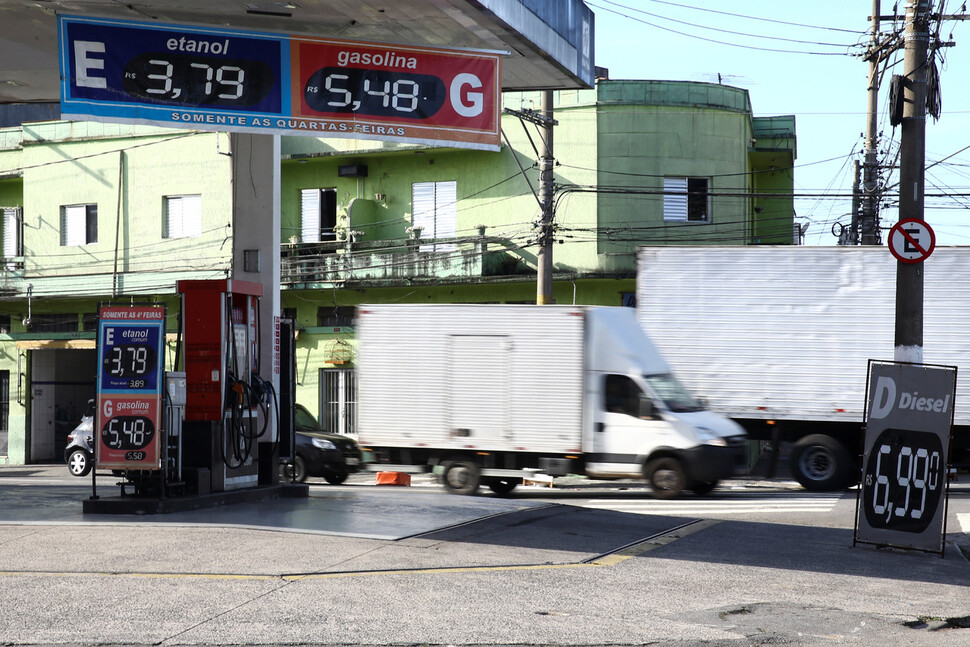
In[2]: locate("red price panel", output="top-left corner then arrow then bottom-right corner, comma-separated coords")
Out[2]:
97,396 -> 161,469
290,37 -> 501,149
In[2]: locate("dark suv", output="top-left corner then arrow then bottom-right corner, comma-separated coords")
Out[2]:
279,404 -> 362,484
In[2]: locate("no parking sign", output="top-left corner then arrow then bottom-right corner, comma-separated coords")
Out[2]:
888,218 -> 935,264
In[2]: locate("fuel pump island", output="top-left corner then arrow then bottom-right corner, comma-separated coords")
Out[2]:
83,279 -> 304,514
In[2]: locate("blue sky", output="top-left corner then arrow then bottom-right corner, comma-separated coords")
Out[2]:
590,1 -> 970,246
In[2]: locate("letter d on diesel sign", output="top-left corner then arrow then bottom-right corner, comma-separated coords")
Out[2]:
869,376 -> 896,419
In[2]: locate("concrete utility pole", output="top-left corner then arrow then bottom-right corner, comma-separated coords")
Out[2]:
536,90 -> 555,305
895,0 -> 931,363
861,0 -> 882,245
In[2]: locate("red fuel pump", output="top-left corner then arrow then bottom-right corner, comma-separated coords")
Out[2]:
177,279 -> 272,492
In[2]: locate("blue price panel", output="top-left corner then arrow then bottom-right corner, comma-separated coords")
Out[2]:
60,16 -> 285,117
99,323 -> 162,392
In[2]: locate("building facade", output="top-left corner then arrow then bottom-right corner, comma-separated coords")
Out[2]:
0,80 -> 795,463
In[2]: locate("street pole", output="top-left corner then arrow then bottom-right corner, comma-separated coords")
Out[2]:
536,90 -> 555,305
861,0 -> 881,245
850,160 -> 861,245
895,0 -> 930,363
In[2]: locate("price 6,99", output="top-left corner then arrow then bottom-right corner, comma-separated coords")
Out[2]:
862,428 -> 945,534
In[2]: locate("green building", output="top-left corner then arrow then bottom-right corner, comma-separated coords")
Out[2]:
0,79 -> 795,463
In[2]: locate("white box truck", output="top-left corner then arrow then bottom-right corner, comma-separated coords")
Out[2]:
355,304 -> 747,498
636,245 -> 970,491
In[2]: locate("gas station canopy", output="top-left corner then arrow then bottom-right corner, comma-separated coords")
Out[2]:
0,0 -> 594,105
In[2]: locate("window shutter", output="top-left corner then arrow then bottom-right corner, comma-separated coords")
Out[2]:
412,181 -> 457,252
412,181 -> 436,251
165,196 -> 202,238
165,197 -> 184,238
300,189 -> 321,243
663,177 -> 688,222
62,205 -> 86,245
183,195 -> 202,237
3,207 -> 20,258
435,181 -> 457,251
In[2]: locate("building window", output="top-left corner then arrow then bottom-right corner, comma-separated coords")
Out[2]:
163,195 -> 202,238
2,207 -> 22,269
412,180 -> 457,252
81,313 -> 99,333
317,306 -> 355,328
300,188 -> 337,243
663,177 -> 710,222
26,313 -> 80,333
60,204 -> 98,246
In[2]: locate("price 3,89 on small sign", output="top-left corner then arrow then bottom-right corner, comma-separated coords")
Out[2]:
855,361 -> 956,554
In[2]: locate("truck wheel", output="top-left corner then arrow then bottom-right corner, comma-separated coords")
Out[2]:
279,456 -> 307,483
485,477 -> 520,496
790,435 -> 854,491
644,457 -> 685,499
689,480 -> 719,495
442,460 -> 481,495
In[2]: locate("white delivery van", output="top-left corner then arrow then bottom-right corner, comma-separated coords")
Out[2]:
356,304 -> 747,497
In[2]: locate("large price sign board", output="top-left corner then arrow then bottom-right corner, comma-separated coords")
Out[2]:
96,306 -> 166,471
855,361 -> 957,554
58,15 -> 502,150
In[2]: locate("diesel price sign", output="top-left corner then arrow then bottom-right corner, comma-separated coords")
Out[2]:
855,361 -> 957,554
59,15 -> 502,150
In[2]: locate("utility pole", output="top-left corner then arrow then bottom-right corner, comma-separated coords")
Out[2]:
895,0 -> 931,363
861,0 -> 882,245
850,160 -> 861,245
536,90 -> 556,305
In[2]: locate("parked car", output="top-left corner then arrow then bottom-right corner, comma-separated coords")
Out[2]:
279,404 -> 362,484
64,400 -> 96,477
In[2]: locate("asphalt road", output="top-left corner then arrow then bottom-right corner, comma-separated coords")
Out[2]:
1,464 -> 969,646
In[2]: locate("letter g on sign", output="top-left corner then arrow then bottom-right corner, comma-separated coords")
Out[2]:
451,73 -> 483,118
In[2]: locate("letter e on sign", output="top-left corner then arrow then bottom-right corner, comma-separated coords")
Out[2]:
889,218 -> 935,264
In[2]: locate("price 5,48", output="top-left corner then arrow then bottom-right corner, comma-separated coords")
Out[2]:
101,415 -> 155,451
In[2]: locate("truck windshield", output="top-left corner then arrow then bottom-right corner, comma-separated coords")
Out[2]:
643,374 -> 704,413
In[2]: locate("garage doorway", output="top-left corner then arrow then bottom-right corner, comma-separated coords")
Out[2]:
29,348 -> 97,462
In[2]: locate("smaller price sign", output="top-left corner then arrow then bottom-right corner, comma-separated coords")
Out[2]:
856,361 -> 956,553
97,397 -> 160,467
96,306 -> 165,471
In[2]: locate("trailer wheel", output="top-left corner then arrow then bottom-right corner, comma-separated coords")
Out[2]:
790,435 -> 854,491
644,457 -> 686,499
485,477 -> 520,496
442,460 -> 481,495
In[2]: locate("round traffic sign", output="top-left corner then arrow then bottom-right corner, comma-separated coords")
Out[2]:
888,218 -> 935,264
